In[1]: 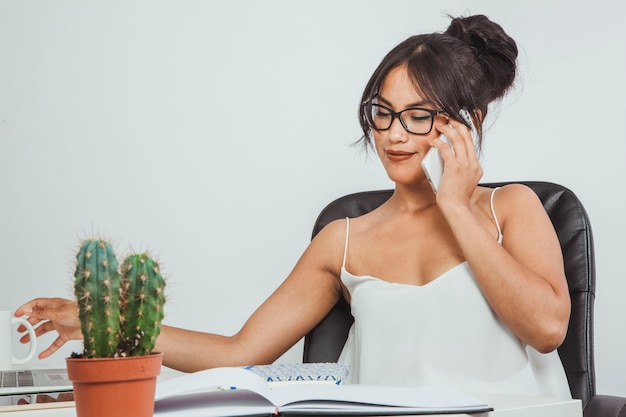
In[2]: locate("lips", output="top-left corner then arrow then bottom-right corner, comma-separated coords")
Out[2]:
386,150 -> 415,162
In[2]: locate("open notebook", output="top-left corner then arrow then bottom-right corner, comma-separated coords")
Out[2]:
0,369 -> 72,396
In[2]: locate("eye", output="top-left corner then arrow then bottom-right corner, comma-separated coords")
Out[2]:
373,106 -> 391,119
405,109 -> 432,123
410,114 -> 430,122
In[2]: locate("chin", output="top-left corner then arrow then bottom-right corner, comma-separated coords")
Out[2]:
385,171 -> 422,186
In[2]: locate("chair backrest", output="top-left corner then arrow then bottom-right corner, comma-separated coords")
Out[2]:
303,181 -> 596,407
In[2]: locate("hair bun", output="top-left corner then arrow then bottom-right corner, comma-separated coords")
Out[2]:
445,15 -> 518,101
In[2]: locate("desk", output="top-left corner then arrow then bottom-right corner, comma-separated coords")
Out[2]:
0,394 -> 583,417
0,369 -> 582,417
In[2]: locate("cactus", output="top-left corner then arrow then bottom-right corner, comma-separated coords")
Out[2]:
74,239 -> 122,358
120,253 -> 166,356
73,239 -> 166,358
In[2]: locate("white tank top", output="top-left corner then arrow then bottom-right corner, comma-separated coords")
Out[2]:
337,189 -> 571,398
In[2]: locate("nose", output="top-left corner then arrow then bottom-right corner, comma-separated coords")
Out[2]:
387,116 -> 408,142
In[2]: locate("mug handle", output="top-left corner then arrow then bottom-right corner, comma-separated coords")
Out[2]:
11,317 -> 37,365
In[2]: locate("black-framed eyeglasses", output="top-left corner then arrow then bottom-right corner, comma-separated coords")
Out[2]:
363,102 -> 444,135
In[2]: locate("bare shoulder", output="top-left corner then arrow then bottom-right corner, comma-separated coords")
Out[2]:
495,182 -> 539,197
486,184 -> 553,236
492,183 -> 544,212
312,217 -> 347,243
474,183 -> 539,210
472,184 -> 546,230
306,218 -> 347,275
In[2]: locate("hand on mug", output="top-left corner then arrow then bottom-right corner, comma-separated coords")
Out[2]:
0,311 -> 36,370
14,298 -> 82,360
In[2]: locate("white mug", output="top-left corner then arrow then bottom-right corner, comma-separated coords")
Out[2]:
0,311 -> 37,370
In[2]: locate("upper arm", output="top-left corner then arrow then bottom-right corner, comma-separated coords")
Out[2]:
484,184 -> 570,352
498,184 -> 569,299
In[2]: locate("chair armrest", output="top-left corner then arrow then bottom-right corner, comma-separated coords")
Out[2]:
584,395 -> 626,417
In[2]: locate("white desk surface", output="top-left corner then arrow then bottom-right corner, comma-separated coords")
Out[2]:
0,393 -> 583,417
0,368 -> 583,417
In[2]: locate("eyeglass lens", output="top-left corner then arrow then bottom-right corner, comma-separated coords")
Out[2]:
368,104 -> 434,135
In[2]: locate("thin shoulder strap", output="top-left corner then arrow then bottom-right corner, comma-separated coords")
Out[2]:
342,217 -> 350,269
490,187 -> 503,244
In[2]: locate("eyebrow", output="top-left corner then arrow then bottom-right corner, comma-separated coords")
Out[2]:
376,95 -> 428,109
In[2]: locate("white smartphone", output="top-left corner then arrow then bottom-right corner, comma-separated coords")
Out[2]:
421,109 -> 477,193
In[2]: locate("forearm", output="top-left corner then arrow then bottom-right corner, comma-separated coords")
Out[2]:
155,325 -> 254,373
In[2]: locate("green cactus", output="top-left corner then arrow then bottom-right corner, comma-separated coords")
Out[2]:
74,239 -> 122,358
120,253 -> 166,356
73,239 -> 166,358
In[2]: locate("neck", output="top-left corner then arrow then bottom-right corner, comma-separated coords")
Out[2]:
388,182 -> 438,214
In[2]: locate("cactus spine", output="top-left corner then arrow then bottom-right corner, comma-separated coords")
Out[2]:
73,239 -> 166,358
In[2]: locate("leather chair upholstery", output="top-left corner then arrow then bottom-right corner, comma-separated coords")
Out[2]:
303,181 -> 626,417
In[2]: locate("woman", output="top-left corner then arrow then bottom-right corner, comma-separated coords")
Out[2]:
15,14 -> 571,398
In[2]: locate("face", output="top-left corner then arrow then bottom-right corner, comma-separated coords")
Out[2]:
372,65 -> 447,187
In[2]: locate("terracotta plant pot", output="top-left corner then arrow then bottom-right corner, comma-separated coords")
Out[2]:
66,353 -> 163,417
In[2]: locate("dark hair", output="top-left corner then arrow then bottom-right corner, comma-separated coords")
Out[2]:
357,15 -> 518,150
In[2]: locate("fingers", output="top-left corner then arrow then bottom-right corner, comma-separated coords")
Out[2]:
14,299 -> 36,318
18,316 -> 53,343
15,298 -> 56,334
38,337 -> 66,359
17,298 -> 77,323
15,298 -> 54,321
434,120 -> 475,160
14,297 -> 63,313
16,297 -> 80,339
431,121 -> 482,201
14,297 -> 81,359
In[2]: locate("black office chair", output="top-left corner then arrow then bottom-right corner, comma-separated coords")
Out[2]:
303,181 -> 626,417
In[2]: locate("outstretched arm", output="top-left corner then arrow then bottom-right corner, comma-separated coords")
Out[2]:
154,220 -> 346,372
15,220 -> 346,372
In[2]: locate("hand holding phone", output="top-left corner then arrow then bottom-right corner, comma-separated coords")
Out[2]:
421,109 -> 477,193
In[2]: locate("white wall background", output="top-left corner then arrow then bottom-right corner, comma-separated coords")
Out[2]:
1,0 -> 624,395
